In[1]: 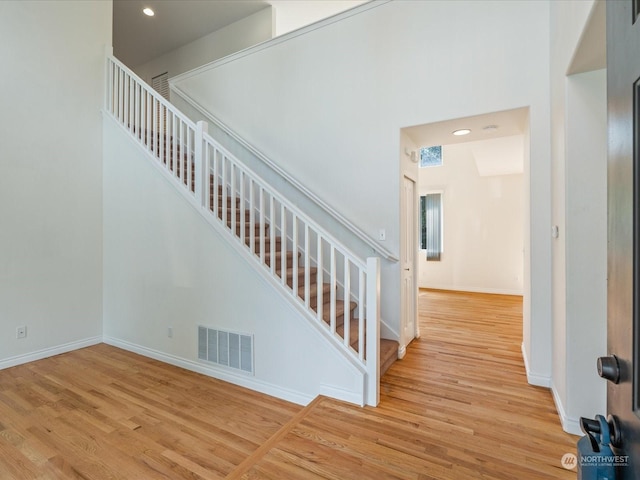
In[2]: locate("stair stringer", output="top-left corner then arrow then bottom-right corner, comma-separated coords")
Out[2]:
102,113 -> 369,406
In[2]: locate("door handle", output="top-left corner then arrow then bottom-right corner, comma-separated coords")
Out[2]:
597,355 -> 621,384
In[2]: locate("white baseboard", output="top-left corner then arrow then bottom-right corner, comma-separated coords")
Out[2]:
551,382 -> 582,436
0,336 -> 103,371
420,285 -> 523,296
521,342 -> 551,387
103,336 -> 317,406
319,383 -> 364,406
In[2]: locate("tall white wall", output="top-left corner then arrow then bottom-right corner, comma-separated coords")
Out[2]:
269,0 -> 367,36
550,0 -> 607,434
134,8 -> 274,87
417,142 -> 524,295
172,0 -> 552,382
102,118 -> 365,405
0,0 -> 111,367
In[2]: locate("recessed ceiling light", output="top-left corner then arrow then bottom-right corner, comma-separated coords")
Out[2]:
452,129 -> 471,136
143,7 -> 155,16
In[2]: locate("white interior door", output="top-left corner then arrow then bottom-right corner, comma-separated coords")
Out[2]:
401,175 -> 418,355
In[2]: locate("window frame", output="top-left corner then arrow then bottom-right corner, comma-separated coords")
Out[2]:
419,145 -> 443,168
419,190 -> 444,261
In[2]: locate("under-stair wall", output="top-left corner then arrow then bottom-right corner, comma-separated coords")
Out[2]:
102,115 -> 368,405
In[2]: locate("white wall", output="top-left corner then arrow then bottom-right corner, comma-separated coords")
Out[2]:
550,0 -> 607,434
102,118 -> 365,405
171,0 -> 552,382
134,8 -> 274,87
269,0 -> 367,36
417,142 -> 524,295
565,69 -> 607,427
0,0 -> 111,368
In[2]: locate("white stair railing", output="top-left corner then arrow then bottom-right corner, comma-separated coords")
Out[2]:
105,55 -> 380,406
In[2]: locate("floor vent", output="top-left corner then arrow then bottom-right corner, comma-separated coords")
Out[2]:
198,326 -> 254,375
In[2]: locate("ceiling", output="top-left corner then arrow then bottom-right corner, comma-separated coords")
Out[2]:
113,0 -> 270,67
403,107 -> 529,176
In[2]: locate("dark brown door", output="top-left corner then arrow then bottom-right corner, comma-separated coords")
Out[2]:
606,1 -> 640,477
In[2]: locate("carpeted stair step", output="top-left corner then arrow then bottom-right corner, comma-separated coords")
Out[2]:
332,317 -> 398,375
211,195 -> 242,207
298,282 -> 331,308
317,300 -> 357,328
380,339 -> 400,376
283,266 -> 318,288
264,249 -> 295,267
218,207 -> 254,223
246,235 -> 282,253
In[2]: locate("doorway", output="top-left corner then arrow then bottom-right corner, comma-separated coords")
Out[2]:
399,107 -> 529,359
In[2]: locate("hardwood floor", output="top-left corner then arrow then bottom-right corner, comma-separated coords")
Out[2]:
0,345 -> 301,479
237,290 -> 578,479
0,290 -> 577,479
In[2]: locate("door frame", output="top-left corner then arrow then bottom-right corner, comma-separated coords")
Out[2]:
400,174 -> 419,357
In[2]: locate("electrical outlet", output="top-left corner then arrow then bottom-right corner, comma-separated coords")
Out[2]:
16,326 -> 27,339
378,229 -> 386,241
167,327 -> 173,338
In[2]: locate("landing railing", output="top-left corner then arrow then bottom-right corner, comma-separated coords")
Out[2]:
105,55 -> 380,406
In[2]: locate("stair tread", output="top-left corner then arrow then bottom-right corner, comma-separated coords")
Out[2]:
380,339 -> 399,376
318,300 -> 357,326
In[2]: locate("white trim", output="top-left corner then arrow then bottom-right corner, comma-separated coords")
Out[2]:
380,317 -> 399,341
0,336 -> 102,371
521,342 -> 551,387
551,381 -> 582,436
420,285 -> 524,296
397,344 -> 407,359
103,336 -> 316,406
319,383 -> 364,407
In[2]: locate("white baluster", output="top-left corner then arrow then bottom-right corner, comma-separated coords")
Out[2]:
239,171 -> 246,246
330,247 -> 336,332
292,215 -> 298,299
249,178 -> 255,256
270,196 -> 276,275
365,257 -> 380,407
194,121 -> 207,206
316,235 -> 323,323
304,224 -> 310,308
280,205 -> 287,287
343,257 -> 351,349
358,268 -> 365,360
259,187 -> 265,263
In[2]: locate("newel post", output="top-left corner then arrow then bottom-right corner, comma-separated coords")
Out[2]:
365,257 -> 380,406
194,120 -> 209,208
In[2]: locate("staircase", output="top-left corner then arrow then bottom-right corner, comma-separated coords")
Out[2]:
209,182 -> 399,376
105,54 -> 399,405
